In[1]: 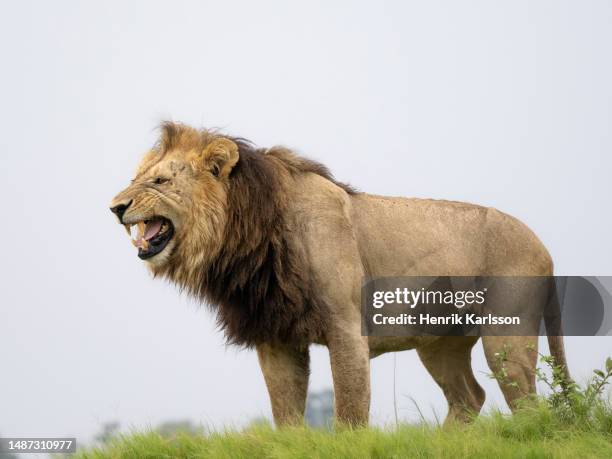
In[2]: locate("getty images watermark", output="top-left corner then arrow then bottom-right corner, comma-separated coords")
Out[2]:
361,276 -> 612,337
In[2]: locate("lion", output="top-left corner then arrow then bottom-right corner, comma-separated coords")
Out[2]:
110,122 -> 569,426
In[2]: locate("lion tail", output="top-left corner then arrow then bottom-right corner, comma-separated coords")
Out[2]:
544,277 -> 571,382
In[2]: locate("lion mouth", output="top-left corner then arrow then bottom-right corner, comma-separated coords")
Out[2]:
124,217 -> 174,260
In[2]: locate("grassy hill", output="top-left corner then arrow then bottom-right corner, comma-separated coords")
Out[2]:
75,403 -> 612,458
76,358 -> 612,458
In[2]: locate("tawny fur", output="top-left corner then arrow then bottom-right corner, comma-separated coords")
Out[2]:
111,123 -> 570,427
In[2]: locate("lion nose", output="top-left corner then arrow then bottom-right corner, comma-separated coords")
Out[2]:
110,200 -> 132,223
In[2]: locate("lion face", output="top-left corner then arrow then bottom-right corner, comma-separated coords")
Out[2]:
110,125 -> 239,273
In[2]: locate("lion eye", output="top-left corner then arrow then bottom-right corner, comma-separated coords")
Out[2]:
153,177 -> 169,185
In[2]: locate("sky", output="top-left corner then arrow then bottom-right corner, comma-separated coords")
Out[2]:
1,0 -> 611,447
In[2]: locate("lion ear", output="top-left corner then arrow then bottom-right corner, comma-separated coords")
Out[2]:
201,138 -> 239,178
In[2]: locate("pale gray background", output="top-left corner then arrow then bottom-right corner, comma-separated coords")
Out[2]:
1,0 -> 611,445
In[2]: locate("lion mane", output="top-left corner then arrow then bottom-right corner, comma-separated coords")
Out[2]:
159,125 -> 356,347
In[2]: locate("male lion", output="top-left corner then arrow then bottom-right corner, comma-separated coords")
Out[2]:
110,123 -> 569,426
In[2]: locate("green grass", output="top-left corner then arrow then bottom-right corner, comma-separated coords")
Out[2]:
76,357 -> 612,458
75,403 -> 612,459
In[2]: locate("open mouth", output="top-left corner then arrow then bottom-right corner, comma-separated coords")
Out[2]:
125,217 -> 174,260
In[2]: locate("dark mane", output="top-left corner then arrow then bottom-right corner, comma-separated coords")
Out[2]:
199,140 -> 354,347
230,137 -> 358,196
153,123 -> 357,346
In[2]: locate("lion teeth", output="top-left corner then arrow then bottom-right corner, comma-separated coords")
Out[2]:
129,222 -> 149,251
129,222 -> 145,239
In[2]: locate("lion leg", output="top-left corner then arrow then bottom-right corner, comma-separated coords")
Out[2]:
327,328 -> 371,426
256,342 -> 310,426
417,336 -> 485,424
482,335 -> 538,410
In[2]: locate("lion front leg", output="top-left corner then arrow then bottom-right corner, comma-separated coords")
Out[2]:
256,342 -> 310,426
326,326 -> 371,426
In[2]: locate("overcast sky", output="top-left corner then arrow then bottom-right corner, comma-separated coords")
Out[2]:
1,0 -> 611,446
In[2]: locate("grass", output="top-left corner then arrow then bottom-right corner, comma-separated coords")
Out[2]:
75,357 -> 612,458
74,402 -> 612,459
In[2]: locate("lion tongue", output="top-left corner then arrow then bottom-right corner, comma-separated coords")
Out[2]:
144,220 -> 162,240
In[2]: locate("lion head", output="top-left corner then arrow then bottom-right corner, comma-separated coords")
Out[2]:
109,123 -> 239,276
110,122 -> 356,345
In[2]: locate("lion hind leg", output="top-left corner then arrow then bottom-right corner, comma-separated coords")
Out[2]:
482,335 -> 538,410
417,337 -> 485,424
